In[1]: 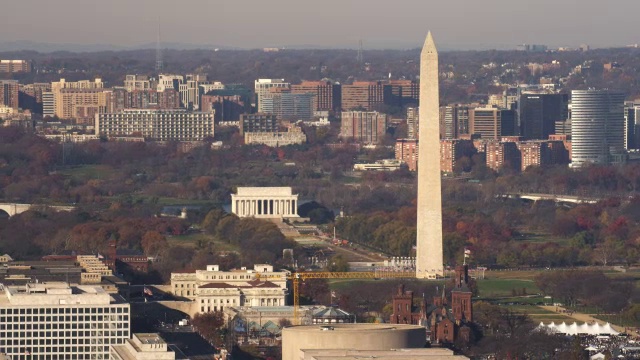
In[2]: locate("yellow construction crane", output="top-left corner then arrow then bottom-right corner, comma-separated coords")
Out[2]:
256,271 -> 416,325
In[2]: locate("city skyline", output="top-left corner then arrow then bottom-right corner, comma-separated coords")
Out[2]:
1,0 -> 640,51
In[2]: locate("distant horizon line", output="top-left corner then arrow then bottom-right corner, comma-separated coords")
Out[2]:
1,39 -> 638,53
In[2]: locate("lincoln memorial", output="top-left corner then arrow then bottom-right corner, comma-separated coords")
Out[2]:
231,187 -> 299,218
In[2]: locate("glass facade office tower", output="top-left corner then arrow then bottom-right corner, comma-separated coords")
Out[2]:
571,90 -> 625,166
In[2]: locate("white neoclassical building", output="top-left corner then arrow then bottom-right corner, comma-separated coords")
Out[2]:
171,264 -> 289,314
231,187 -> 299,218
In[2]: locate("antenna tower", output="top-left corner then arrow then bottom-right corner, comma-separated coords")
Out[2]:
155,19 -> 163,73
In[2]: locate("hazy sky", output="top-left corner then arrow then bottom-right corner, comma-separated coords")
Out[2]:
1,0 -> 639,50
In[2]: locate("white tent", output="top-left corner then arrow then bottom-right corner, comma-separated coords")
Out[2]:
537,322 -> 619,336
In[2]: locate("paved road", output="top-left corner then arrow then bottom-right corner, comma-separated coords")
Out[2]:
314,235 -> 383,262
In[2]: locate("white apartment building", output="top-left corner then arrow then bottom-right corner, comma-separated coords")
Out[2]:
199,82 -> 226,94
179,74 -> 209,110
124,75 -> 153,92
171,265 -> 289,313
95,109 -> 215,141
110,333 -> 176,360
0,282 -> 130,360
42,92 -> 55,117
156,74 -> 184,92
244,129 -> 307,147
254,79 -> 290,113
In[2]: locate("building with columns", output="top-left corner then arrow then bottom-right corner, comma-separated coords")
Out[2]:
231,187 -> 299,218
170,264 -> 289,314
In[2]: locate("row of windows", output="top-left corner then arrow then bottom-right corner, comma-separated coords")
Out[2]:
0,315 -> 128,323
200,298 -> 236,304
0,307 -> 127,315
0,332 -> 128,344
0,321 -> 127,330
3,346 -> 112,358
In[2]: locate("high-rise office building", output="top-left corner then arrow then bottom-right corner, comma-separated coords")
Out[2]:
42,92 -> 55,117
570,90 -> 625,166
387,80 -> 419,108
340,111 -> 388,144
0,282 -> 130,359
500,109 -> 517,136
156,74 -> 183,92
439,106 -> 459,139
179,74 -> 209,110
291,80 -> 341,112
341,81 -> 388,111
19,83 -> 51,114
0,60 -> 31,73
261,91 -> 314,120
519,93 -> 569,140
49,78 -> 109,122
624,102 -> 640,150
254,79 -> 290,113
469,107 -> 501,140
406,107 -> 419,139
110,88 -> 181,111
0,80 -> 19,110
96,109 -> 215,141
455,105 -> 470,136
240,113 -> 279,135
124,75 -> 153,92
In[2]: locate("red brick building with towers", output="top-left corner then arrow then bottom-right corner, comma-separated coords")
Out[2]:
389,265 -> 474,345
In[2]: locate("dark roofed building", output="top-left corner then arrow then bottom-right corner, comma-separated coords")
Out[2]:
390,265 -> 474,345
105,239 -> 149,273
0,259 -> 129,299
312,306 -> 355,324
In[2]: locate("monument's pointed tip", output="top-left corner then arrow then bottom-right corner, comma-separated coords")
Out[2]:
422,31 -> 437,53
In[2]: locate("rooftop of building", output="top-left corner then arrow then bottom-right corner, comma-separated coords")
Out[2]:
0,281 -> 127,306
0,260 -> 126,287
312,306 -> 353,319
111,333 -> 184,360
135,333 -> 166,345
284,324 -> 425,333
199,280 -> 281,289
300,348 -> 466,360
234,187 -> 295,196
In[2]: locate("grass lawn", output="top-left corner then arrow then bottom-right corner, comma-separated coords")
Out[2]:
167,232 -> 239,252
530,314 -> 575,323
476,278 -> 540,298
328,278 -> 445,291
500,304 -> 556,315
516,232 -> 570,245
594,314 -> 640,328
154,197 -> 220,206
57,165 -> 115,180
493,296 -> 546,305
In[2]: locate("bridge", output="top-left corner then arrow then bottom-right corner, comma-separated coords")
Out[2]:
0,203 -> 76,217
501,193 -> 601,204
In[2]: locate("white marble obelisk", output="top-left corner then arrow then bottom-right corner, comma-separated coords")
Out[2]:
416,32 -> 444,279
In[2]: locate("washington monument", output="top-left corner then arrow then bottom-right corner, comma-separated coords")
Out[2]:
416,32 -> 444,279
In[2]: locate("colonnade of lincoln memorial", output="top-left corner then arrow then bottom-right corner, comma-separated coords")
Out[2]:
231,187 -> 299,218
